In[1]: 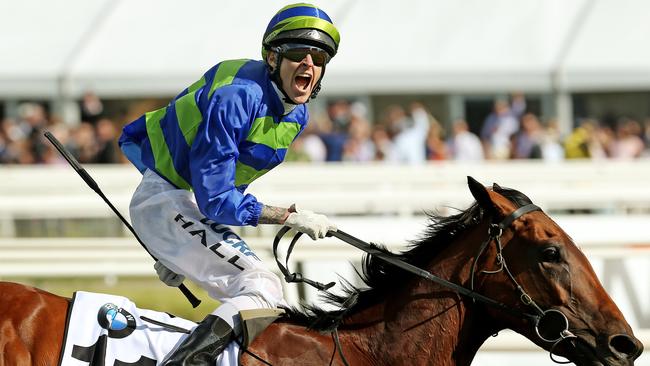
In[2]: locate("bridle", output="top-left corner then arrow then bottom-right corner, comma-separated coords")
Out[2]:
468,204 -> 578,363
270,203 -> 582,365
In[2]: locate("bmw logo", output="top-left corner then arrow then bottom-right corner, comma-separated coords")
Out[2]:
97,303 -> 136,339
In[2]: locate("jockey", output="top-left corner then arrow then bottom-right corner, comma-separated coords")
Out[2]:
118,3 -> 340,365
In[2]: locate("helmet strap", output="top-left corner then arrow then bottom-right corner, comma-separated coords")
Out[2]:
309,63 -> 326,100
268,48 -> 297,105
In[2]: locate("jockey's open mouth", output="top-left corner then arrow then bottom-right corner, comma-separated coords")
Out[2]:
295,73 -> 313,91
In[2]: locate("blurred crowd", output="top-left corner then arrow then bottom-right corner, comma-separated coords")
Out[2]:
2,92 -> 650,165
287,94 -> 650,163
0,92 -> 119,165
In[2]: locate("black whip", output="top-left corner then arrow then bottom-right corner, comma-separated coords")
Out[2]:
44,131 -> 201,308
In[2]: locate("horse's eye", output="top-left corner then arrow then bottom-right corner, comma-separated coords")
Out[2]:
541,246 -> 561,263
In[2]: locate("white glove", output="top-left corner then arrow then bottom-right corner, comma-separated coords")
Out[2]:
154,261 -> 185,287
284,208 -> 337,240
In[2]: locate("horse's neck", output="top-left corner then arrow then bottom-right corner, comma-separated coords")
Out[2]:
340,233 -> 498,366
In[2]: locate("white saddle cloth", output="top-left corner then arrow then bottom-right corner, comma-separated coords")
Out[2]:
59,291 -> 240,366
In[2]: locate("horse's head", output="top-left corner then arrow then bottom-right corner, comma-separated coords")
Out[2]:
467,176 -> 643,365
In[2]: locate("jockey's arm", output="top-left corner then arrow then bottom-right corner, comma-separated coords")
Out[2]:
258,204 -> 295,224
260,204 -> 337,240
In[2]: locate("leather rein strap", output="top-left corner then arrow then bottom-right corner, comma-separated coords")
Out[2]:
273,204 -> 542,321
273,226 -> 336,291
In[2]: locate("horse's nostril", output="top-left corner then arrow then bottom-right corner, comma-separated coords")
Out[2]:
609,334 -> 641,358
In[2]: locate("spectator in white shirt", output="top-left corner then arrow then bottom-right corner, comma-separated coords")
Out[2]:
448,119 -> 484,161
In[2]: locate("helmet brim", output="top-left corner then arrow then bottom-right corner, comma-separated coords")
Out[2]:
266,29 -> 337,57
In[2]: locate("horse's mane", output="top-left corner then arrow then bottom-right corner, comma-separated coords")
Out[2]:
282,185 -> 533,331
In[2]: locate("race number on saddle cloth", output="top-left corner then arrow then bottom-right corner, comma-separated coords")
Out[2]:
60,291 -> 194,365
59,291 -> 275,366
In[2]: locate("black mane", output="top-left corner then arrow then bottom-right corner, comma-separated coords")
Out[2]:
282,185 -> 533,331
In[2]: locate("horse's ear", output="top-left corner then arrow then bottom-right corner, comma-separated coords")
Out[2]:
492,182 -> 503,191
467,176 -> 496,213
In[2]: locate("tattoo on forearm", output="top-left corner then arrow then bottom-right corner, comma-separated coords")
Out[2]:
259,205 -> 289,225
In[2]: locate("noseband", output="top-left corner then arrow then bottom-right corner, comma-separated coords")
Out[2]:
274,203 -> 578,364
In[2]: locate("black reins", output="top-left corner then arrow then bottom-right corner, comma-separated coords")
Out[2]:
273,226 -> 336,292
273,204 -> 543,322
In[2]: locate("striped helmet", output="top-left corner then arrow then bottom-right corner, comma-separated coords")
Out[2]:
262,3 -> 340,60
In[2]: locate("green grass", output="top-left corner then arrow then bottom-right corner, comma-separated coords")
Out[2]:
3,276 -> 220,321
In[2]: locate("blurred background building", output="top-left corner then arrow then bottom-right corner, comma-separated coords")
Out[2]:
2,0 -> 650,165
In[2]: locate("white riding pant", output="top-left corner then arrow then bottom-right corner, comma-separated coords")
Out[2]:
129,170 -> 284,325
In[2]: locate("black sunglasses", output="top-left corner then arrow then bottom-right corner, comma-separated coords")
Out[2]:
279,45 -> 330,67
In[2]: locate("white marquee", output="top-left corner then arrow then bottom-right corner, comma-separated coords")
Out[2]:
1,0 -> 649,98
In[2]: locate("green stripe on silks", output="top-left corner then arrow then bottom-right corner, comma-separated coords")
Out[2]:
187,76 -> 206,93
208,59 -> 249,99
175,91 -> 202,146
247,116 -> 301,149
235,161 -> 270,187
145,108 -> 192,190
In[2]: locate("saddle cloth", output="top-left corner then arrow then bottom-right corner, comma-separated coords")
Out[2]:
59,291 -> 241,366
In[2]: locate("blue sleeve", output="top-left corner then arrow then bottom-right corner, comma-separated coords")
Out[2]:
119,140 -> 147,174
189,85 -> 263,227
118,115 -> 148,174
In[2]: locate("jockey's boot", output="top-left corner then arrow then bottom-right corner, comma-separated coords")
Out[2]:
163,314 -> 233,366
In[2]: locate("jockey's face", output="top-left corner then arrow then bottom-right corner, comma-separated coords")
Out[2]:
267,50 -> 323,104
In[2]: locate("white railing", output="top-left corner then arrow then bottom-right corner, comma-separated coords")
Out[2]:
2,160 -> 650,219
2,160 -> 650,235
1,213 -> 650,275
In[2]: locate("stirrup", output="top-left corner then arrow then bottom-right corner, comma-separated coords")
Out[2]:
239,308 -> 285,347
163,314 -> 233,366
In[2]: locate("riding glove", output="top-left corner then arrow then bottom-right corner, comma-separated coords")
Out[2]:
154,261 -> 185,287
284,207 -> 337,240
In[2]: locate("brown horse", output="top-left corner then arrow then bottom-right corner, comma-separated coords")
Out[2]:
0,178 -> 643,365
242,178 -> 643,365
